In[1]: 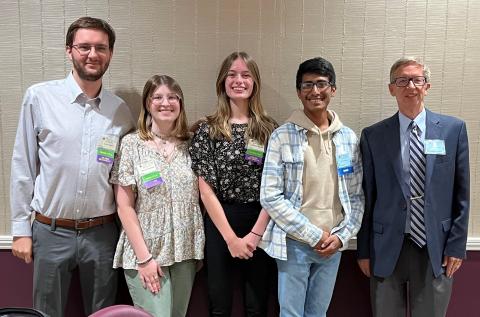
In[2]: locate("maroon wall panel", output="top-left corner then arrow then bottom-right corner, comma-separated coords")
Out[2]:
1,250 -> 478,316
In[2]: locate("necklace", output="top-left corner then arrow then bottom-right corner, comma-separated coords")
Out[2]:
151,131 -> 170,145
153,139 -> 174,159
151,132 -> 176,160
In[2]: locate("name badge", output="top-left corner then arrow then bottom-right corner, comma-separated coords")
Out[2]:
245,139 -> 265,165
424,139 -> 446,155
96,135 -> 119,164
139,160 -> 164,189
337,152 -> 353,176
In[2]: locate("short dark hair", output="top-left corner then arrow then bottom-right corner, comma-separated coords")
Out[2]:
66,17 -> 116,49
296,57 -> 336,90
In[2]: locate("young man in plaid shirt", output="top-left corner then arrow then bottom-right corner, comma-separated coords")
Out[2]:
259,57 -> 364,317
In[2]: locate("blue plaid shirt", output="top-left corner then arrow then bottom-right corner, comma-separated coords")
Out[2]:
259,121 -> 365,260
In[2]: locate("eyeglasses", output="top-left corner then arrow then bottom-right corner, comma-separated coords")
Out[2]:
150,94 -> 180,104
71,44 -> 110,56
300,80 -> 331,91
391,76 -> 427,87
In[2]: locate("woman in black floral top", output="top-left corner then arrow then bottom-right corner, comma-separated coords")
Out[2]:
190,51 -> 277,316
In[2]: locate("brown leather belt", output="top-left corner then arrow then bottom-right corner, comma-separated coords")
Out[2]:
35,212 -> 115,230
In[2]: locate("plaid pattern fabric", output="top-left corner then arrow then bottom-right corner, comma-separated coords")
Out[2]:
259,122 -> 365,260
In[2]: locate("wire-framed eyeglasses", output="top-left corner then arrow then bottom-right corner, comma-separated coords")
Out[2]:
71,44 -> 110,56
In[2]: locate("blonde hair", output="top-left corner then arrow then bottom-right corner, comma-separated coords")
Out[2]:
206,51 -> 277,144
138,75 -> 190,141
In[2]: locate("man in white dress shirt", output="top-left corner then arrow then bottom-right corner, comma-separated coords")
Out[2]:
10,17 -> 134,317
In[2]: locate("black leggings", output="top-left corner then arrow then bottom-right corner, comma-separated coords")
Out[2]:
205,201 -> 274,317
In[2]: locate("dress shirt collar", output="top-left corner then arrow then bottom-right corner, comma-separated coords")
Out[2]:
398,108 -> 426,136
66,71 -> 103,108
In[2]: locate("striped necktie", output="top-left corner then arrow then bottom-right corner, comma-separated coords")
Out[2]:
409,122 -> 427,247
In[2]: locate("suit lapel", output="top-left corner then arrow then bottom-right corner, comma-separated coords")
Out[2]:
424,110 -> 441,190
383,113 -> 409,200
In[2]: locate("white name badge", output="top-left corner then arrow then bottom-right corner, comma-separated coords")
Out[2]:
245,139 -> 265,165
424,139 -> 446,155
96,135 -> 119,164
139,160 -> 164,189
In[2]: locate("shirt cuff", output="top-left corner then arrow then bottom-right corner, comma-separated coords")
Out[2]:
304,224 -> 322,247
11,220 -> 33,237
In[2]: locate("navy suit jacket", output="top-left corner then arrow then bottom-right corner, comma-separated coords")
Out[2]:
357,109 -> 469,278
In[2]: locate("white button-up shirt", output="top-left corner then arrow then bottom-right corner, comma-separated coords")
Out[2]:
11,72 -> 135,236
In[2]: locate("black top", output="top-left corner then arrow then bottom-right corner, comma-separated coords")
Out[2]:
189,122 -> 264,203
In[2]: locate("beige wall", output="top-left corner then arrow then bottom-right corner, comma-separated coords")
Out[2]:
1,0 -> 479,238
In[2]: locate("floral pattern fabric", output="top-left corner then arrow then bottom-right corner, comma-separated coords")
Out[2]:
189,122 -> 265,203
110,132 -> 205,269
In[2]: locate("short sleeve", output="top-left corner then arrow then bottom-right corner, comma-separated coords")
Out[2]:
189,122 -> 218,192
110,133 -> 136,187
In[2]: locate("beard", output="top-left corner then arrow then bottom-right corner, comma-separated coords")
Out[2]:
72,57 -> 110,82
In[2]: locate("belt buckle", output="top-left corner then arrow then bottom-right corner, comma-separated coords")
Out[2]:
74,220 -> 83,230
75,218 -> 91,230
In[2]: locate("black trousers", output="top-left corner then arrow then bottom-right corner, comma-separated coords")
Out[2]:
205,201 -> 274,317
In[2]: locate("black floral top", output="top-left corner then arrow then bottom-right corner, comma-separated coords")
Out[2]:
189,122 -> 265,203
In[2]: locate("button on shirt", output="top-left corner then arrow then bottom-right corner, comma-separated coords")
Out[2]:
11,72 -> 135,236
398,108 -> 426,234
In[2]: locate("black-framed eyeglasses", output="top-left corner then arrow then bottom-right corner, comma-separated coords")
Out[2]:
391,76 -> 427,87
71,44 -> 110,56
300,80 -> 331,91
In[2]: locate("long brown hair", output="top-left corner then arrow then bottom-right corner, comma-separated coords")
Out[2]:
206,52 -> 276,144
138,75 -> 190,141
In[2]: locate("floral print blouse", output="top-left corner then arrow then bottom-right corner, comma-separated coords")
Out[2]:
189,122 -> 265,203
110,132 -> 204,269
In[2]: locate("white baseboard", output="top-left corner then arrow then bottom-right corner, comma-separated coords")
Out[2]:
0,235 -> 13,249
2,235 -> 480,250
346,237 -> 480,251
466,237 -> 480,250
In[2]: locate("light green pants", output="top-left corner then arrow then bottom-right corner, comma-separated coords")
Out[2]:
124,260 -> 197,317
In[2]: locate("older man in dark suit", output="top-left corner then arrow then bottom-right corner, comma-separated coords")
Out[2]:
357,57 -> 469,317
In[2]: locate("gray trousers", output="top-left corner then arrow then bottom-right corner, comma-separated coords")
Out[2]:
32,219 -> 119,317
371,238 -> 453,317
